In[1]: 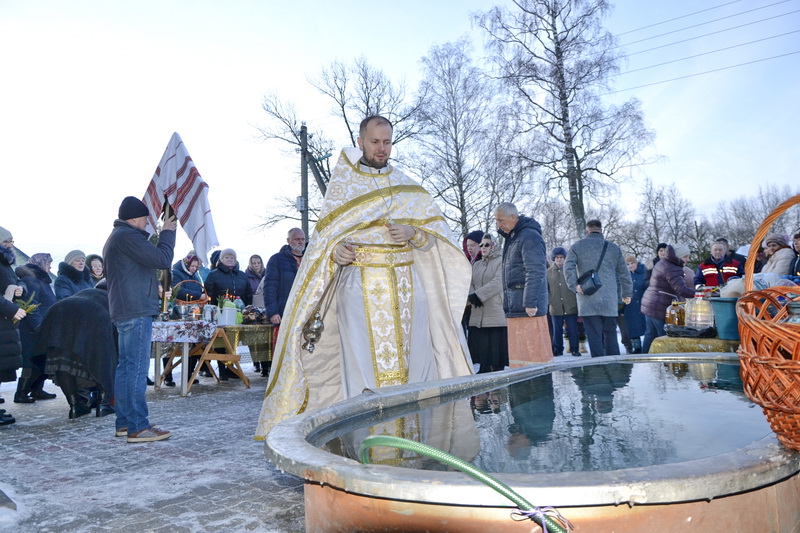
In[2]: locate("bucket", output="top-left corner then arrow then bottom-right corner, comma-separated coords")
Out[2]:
710,297 -> 739,340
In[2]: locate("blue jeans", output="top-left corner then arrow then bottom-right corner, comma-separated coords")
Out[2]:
550,314 -> 579,354
114,317 -> 153,434
643,316 -> 666,354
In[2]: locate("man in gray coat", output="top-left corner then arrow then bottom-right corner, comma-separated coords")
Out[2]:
564,220 -> 632,358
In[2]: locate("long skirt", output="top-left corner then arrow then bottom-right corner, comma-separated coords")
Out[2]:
467,326 -> 508,372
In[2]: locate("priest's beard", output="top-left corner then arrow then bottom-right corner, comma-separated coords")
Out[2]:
361,156 -> 388,170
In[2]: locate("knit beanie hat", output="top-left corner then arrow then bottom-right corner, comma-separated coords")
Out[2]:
118,196 -> 150,220
64,249 -> 85,265
765,233 -> 789,248
466,230 -> 485,243
209,250 -> 221,269
0,226 -> 11,243
673,243 -> 691,258
551,246 -> 567,259
219,248 -> 237,261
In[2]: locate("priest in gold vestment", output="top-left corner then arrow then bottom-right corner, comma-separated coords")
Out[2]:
256,116 -> 474,439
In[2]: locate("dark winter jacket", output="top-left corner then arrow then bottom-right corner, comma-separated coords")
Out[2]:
0,246 -> 22,376
547,263 -> 578,316
103,220 -> 176,322
15,264 -> 58,366
498,216 -> 548,318
171,260 -> 205,301
54,261 -> 93,300
37,288 -> 116,393
263,245 -> 300,319
205,262 -> 253,305
623,262 -> 647,338
641,246 -> 696,320
564,232 -> 632,317
245,266 -> 265,295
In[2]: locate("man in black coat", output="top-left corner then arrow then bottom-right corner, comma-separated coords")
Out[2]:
258,228 -> 305,377
495,202 -> 550,364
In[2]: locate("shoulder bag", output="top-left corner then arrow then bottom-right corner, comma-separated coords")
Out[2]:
576,241 -> 608,296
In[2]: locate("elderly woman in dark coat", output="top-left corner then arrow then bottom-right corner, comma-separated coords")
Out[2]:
205,248 -> 252,305
204,248 -> 251,379
54,249 -> 93,300
640,245 -> 695,353
38,286 -> 117,419
0,226 -> 27,424
171,253 -> 207,302
13,253 -> 58,403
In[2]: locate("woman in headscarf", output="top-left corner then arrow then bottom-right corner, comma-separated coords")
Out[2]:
86,254 -> 105,286
13,253 -> 58,403
245,254 -> 265,297
0,226 -> 27,423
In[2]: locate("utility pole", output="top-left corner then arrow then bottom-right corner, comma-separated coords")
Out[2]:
298,123 -> 309,237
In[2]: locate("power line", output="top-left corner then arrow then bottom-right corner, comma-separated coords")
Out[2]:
617,29 -> 800,76
606,50 -> 800,94
619,0 -> 795,47
616,0 -> 744,36
625,9 -> 800,57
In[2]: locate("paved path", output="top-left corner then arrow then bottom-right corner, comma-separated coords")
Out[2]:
0,359 -> 305,533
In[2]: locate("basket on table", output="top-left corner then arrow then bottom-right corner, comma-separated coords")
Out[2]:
172,279 -> 208,307
737,194 -> 800,451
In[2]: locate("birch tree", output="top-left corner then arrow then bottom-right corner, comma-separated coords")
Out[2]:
476,0 -> 655,237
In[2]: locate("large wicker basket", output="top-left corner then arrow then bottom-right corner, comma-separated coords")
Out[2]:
737,194 -> 800,451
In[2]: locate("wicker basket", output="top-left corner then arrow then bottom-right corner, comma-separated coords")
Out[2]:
737,194 -> 800,451
173,279 -> 207,307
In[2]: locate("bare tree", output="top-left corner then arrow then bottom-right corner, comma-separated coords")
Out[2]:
476,0 -> 656,237
410,39 -> 512,238
308,56 -> 426,148
713,184 -> 800,250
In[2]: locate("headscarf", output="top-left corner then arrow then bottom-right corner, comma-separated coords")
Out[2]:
29,253 -> 53,271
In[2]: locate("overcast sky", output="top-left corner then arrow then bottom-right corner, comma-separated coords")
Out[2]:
1,0 -> 797,263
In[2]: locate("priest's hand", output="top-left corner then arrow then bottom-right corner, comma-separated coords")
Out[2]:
333,243 -> 355,266
386,223 -> 415,243
163,215 -> 178,232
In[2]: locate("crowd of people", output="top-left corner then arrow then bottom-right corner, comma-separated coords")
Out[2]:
4,114 -> 799,445
0,212 -> 303,436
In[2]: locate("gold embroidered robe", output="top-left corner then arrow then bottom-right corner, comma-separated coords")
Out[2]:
255,147 -> 473,439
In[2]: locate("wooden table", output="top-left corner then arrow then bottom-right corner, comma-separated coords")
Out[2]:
648,335 -> 741,354
152,320 -> 217,396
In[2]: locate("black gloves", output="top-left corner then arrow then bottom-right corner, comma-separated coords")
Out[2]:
467,293 -> 483,308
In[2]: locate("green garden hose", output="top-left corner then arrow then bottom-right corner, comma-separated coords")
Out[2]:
358,435 -> 571,533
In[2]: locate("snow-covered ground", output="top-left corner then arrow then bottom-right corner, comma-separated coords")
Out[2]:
0,355 -> 305,533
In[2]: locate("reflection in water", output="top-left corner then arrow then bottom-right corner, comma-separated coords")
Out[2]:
324,362 -> 771,475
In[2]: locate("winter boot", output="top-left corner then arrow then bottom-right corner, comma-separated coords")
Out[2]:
67,394 -> 92,419
14,375 -> 35,403
30,376 -> 57,400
